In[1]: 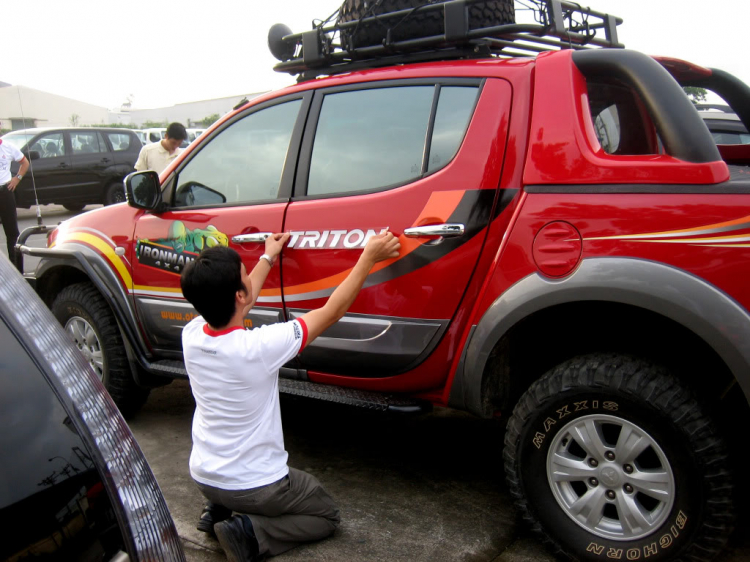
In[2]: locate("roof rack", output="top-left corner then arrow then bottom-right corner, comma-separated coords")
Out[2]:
269,0 -> 624,81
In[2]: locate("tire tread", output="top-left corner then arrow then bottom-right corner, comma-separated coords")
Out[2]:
503,353 -> 734,562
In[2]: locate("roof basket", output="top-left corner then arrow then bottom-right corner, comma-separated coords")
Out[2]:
269,0 -> 624,81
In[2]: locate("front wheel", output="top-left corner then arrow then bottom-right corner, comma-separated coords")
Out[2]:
104,181 -> 126,205
504,354 -> 734,562
52,282 -> 149,417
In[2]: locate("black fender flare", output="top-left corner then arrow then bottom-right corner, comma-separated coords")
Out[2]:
22,241 -> 166,386
452,257 -> 750,416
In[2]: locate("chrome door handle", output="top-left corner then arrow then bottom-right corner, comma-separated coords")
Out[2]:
403,223 -> 465,238
232,232 -> 273,244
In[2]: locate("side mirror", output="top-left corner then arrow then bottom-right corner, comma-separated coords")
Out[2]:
125,170 -> 162,211
23,150 -> 41,161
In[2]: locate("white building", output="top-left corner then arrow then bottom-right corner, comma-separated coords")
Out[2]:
125,92 -> 266,128
0,82 -> 267,131
0,84 -> 109,130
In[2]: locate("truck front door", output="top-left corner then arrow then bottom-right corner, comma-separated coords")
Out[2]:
130,94 -> 310,355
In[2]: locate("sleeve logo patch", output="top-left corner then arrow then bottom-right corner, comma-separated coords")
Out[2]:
293,322 -> 302,340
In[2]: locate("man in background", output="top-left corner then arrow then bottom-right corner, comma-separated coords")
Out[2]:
0,138 -> 29,272
134,122 -> 187,174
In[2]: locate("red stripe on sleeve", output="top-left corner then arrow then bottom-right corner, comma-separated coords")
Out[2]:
298,318 -> 308,351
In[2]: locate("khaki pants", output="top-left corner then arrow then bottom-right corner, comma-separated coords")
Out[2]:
196,467 -> 340,556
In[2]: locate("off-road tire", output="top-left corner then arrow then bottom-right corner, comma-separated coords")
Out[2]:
104,181 -> 126,205
338,0 -> 515,49
63,203 -> 86,212
52,282 -> 150,417
504,353 -> 734,562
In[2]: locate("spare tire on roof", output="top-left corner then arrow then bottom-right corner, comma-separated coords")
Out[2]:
338,0 -> 515,50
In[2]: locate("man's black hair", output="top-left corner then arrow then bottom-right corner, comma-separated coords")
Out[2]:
181,246 -> 245,328
166,122 -> 188,141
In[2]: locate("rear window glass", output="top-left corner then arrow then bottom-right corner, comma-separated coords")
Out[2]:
588,81 -> 656,156
107,133 -> 134,151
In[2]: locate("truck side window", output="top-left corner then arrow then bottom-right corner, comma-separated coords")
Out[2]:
173,99 -> 302,207
427,86 -> 479,172
308,86 -> 434,196
587,81 -> 656,156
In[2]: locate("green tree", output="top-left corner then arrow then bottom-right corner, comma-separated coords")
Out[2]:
69,113 -> 80,126
683,87 -> 708,105
142,120 -> 169,128
199,113 -> 220,127
91,123 -> 137,129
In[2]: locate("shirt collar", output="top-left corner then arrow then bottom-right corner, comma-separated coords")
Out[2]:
203,324 -> 245,337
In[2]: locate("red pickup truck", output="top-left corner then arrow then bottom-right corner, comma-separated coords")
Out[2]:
20,1 -> 750,560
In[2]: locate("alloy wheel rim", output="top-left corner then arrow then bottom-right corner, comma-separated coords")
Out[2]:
546,413 -> 675,541
65,315 -> 105,379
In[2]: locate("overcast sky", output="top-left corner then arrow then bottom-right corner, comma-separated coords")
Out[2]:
3,0 -> 747,110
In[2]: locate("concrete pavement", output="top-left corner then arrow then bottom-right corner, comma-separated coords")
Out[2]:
128,380 -> 750,562
128,380 -> 544,562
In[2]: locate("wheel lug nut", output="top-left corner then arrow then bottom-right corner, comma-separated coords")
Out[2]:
589,478 -> 599,487
589,459 -> 599,467
624,484 -> 633,494
623,464 -> 633,474
605,451 -> 615,461
606,490 -> 616,500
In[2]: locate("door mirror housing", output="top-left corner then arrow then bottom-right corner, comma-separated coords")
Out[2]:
24,150 -> 41,161
125,170 -> 162,211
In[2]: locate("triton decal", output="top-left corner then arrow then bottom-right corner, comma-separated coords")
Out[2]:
136,221 -> 229,275
287,229 -> 386,249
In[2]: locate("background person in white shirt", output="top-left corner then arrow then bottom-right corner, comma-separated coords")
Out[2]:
180,230 -> 400,561
134,122 -> 187,174
0,139 -> 30,271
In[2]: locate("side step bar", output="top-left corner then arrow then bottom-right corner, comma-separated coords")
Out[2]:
279,379 -> 430,414
148,359 -> 431,414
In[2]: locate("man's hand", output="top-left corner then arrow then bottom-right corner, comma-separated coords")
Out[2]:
7,177 -> 20,192
264,232 -> 290,262
361,230 -> 401,266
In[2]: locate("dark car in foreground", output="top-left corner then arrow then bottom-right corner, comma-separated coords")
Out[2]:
0,253 -> 184,561
1,127 -> 141,211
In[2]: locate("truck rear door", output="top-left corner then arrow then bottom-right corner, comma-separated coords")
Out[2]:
282,78 -> 512,377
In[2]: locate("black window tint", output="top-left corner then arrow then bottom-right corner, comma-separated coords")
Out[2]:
107,133 -> 132,151
588,81 -> 655,155
308,86 -> 434,196
174,99 -> 301,207
71,132 -> 101,154
427,86 -> 478,173
31,133 -> 65,158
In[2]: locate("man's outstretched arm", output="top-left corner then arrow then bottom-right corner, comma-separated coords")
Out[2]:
300,231 -> 400,346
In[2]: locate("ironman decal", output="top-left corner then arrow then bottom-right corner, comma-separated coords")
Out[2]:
135,221 -> 229,275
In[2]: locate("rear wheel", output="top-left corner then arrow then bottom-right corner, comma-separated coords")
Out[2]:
104,182 -> 126,205
63,203 -> 86,212
504,354 -> 734,561
52,282 -> 149,417
337,0 -> 515,49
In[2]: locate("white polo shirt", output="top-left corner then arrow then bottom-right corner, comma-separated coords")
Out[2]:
182,316 -> 308,490
0,140 -> 24,184
134,141 -> 182,175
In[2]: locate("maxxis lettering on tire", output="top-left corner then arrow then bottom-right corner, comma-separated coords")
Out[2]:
503,354 -> 734,562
